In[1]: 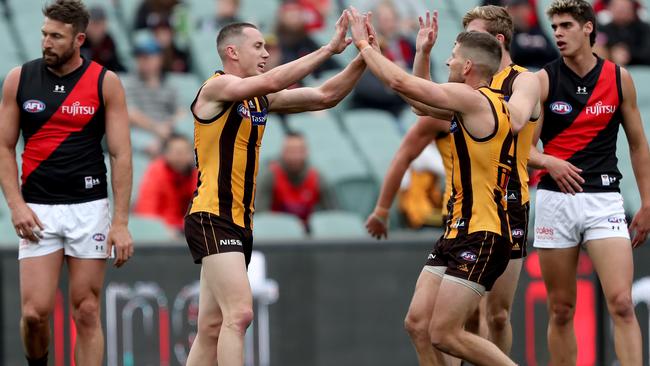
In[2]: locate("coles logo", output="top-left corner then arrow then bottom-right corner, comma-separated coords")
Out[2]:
459,251 -> 478,262
23,100 -> 46,113
550,101 -> 572,115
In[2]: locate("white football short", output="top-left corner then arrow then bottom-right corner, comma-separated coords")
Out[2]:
18,198 -> 111,260
533,190 -> 629,249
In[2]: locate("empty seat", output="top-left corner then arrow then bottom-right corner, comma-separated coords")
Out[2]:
341,109 -> 403,183
129,215 -> 175,243
309,210 -> 367,239
253,212 -> 306,240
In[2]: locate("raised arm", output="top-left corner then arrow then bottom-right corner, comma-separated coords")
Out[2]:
267,54 -> 366,113
0,67 -> 44,243
347,8 -> 482,116
412,10 -> 438,81
103,71 -> 134,267
201,11 -> 352,104
366,116 -> 450,239
619,67 -> 650,247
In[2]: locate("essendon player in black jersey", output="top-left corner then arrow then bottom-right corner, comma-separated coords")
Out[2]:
0,1 -> 133,365
183,14 -> 367,366
530,1 -> 650,364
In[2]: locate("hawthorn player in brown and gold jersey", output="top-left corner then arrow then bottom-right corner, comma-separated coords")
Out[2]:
364,8 -> 540,363
351,2 -> 520,359
490,63 -> 538,259
183,17 -> 368,366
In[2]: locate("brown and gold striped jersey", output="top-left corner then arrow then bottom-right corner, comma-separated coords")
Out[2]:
435,132 -> 452,219
188,71 -> 268,229
444,86 -> 514,239
489,64 -> 538,205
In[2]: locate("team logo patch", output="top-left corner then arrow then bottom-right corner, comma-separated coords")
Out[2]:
250,108 -> 267,126
550,101 -> 572,115
607,217 -> 626,224
236,103 -> 251,119
512,228 -> 524,238
450,118 -> 459,133
92,233 -> 106,242
23,100 -> 46,113
459,251 -> 478,262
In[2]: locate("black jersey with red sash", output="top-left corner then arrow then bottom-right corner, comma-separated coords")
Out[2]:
16,57 -> 108,203
540,56 -> 623,192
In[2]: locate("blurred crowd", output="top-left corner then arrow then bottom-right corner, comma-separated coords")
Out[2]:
5,0 -> 649,237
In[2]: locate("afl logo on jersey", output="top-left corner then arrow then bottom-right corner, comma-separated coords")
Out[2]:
23,100 -> 46,113
550,101 -> 572,115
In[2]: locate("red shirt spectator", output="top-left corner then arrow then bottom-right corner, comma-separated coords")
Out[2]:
134,134 -> 197,230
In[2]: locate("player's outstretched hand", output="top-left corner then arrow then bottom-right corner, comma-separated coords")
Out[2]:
416,10 -> 438,54
326,10 -> 353,54
364,11 -> 381,52
365,209 -> 389,240
107,223 -> 134,268
347,6 -> 370,49
630,206 -> 650,248
11,203 -> 44,243
544,155 -> 584,194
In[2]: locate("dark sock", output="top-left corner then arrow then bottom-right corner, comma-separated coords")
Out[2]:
26,352 -> 48,366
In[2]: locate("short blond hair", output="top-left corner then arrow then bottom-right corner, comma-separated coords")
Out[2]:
546,0 -> 596,46
462,5 -> 513,51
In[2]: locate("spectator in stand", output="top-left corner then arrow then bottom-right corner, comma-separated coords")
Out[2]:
197,0 -> 242,34
484,0 -> 541,28
507,0 -> 558,68
356,0 -> 426,33
256,132 -> 335,230
351,0 -> 415,116
283,0 -> 332,33
151,17 -> 191,72
597,0 -> 650,65
275,2 -> 340,85
122,32 -> 183,155
134,0 -> 179,30
134,134 -> 198,233
81,5 -> 126,72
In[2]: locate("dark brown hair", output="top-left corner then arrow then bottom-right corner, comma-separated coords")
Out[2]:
546,0 -> 596,46
42,0 -> 90,34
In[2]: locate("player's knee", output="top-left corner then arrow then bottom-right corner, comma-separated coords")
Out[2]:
404,312 -> 428,340
549,302 -> 575,326
21,306 -> 49,330
430,329 -> 458,354
608,292 -> 635,322
198,317 -> 222,342
224,307 -> 254,335
487,307 -> 510,332
72,298 -> 100,331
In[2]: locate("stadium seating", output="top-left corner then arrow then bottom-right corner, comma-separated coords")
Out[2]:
253,212 -> 306,239
287,111 -> 377,217
616,127 -> 641,216
309,210 -> 367,239
128,215 -> 176,243
341,109 -> 403,184
258,114 -> 285,165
